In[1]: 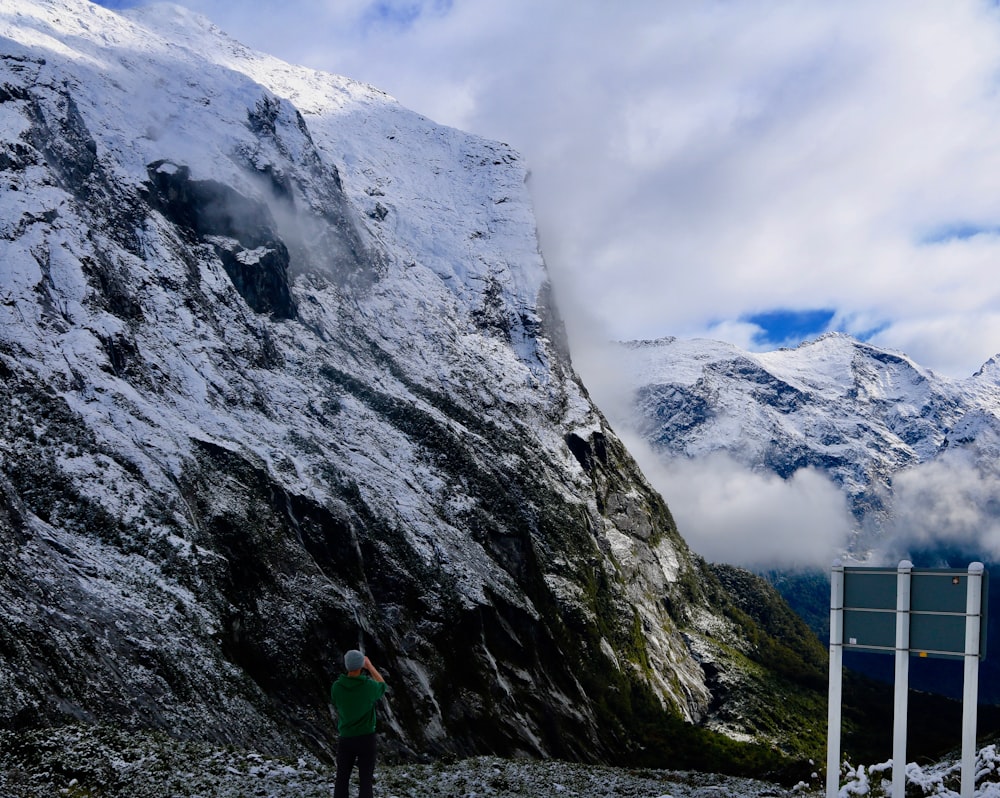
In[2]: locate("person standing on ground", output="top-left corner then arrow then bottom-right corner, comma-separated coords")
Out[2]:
331,650 -> 387,798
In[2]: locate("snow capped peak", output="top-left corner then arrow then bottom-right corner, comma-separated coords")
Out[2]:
972,352 -> 1000,382
617,336 -> 747,387
123,1 -> 230,37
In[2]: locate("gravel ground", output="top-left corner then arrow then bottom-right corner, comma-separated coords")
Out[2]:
0,724 -> 817,798
377,756 -> 809,797
8,725 -> 1000,797
15,725 -> 1000,798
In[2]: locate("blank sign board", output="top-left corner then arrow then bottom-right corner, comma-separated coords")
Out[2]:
829,562 -> 988,798
841,567 -> 989,660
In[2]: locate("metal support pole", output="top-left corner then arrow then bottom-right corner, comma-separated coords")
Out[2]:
961,562 -> 984,798
892,560 -> 912,798
827,561 -> 845,798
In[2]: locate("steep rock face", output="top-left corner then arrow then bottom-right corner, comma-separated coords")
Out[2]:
0,0 -> 824,768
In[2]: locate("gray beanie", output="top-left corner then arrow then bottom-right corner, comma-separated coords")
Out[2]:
344,649 -> 365,671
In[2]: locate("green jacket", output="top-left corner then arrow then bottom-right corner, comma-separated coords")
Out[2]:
330,674 -> 387,737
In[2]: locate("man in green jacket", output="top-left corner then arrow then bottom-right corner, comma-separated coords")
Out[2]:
331,650 -> 387,798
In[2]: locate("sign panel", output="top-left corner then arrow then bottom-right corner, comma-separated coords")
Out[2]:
841,567 -> 989,660
843,569 -> 896,611
843,607 -> 895,652
911,571 -> 974,614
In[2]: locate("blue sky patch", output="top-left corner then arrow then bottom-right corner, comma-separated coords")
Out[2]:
90,0 -> 140,8
360,0 -> 453,33
742,308 -> 836,347
849,321 -> 890,342
920,222 -> 1000,244
363,2 -> 423,29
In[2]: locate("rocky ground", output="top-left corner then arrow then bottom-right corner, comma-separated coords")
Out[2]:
0,723 -> 813,797
5,722 -> 1000,797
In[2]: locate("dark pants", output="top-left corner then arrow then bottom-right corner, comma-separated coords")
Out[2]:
334,732 -> 377,798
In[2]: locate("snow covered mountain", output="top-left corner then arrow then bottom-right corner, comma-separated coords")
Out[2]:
612,333 -> 1000,706
0,0 -> 831,772
613,333 -> 1000,563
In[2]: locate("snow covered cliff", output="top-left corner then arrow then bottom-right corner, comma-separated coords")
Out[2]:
0,0 -> 827,769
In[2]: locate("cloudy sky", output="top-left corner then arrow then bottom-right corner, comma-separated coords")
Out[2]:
91,0 -> 1000,383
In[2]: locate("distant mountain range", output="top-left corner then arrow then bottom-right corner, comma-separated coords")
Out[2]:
610,333 -> 1000,700
614,333 -> 1000,560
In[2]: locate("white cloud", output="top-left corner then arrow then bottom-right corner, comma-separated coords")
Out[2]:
878,436 -> 1000,562
620,439 -> 852,570
703,320 -> 768,352
870,311 -> 1000,379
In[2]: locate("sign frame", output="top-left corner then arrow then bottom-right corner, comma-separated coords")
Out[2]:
826,561 -> 988,798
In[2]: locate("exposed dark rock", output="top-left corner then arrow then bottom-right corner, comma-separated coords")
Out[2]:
470,277 -> 512,341
565,430 -> 607,472
146,161 -> 273,249
632,384 -> 715,454
237,93 -> 380,290
24,83 -> 97,192
145,160 -> 297,318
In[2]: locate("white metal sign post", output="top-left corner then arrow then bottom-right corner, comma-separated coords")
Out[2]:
826,564 -> 844,798
962,565 -> 985,798
826,560 -> 988,798
892,561 -> 911,798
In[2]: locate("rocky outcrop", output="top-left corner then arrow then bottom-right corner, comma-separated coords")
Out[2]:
145,160 -> 297,318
